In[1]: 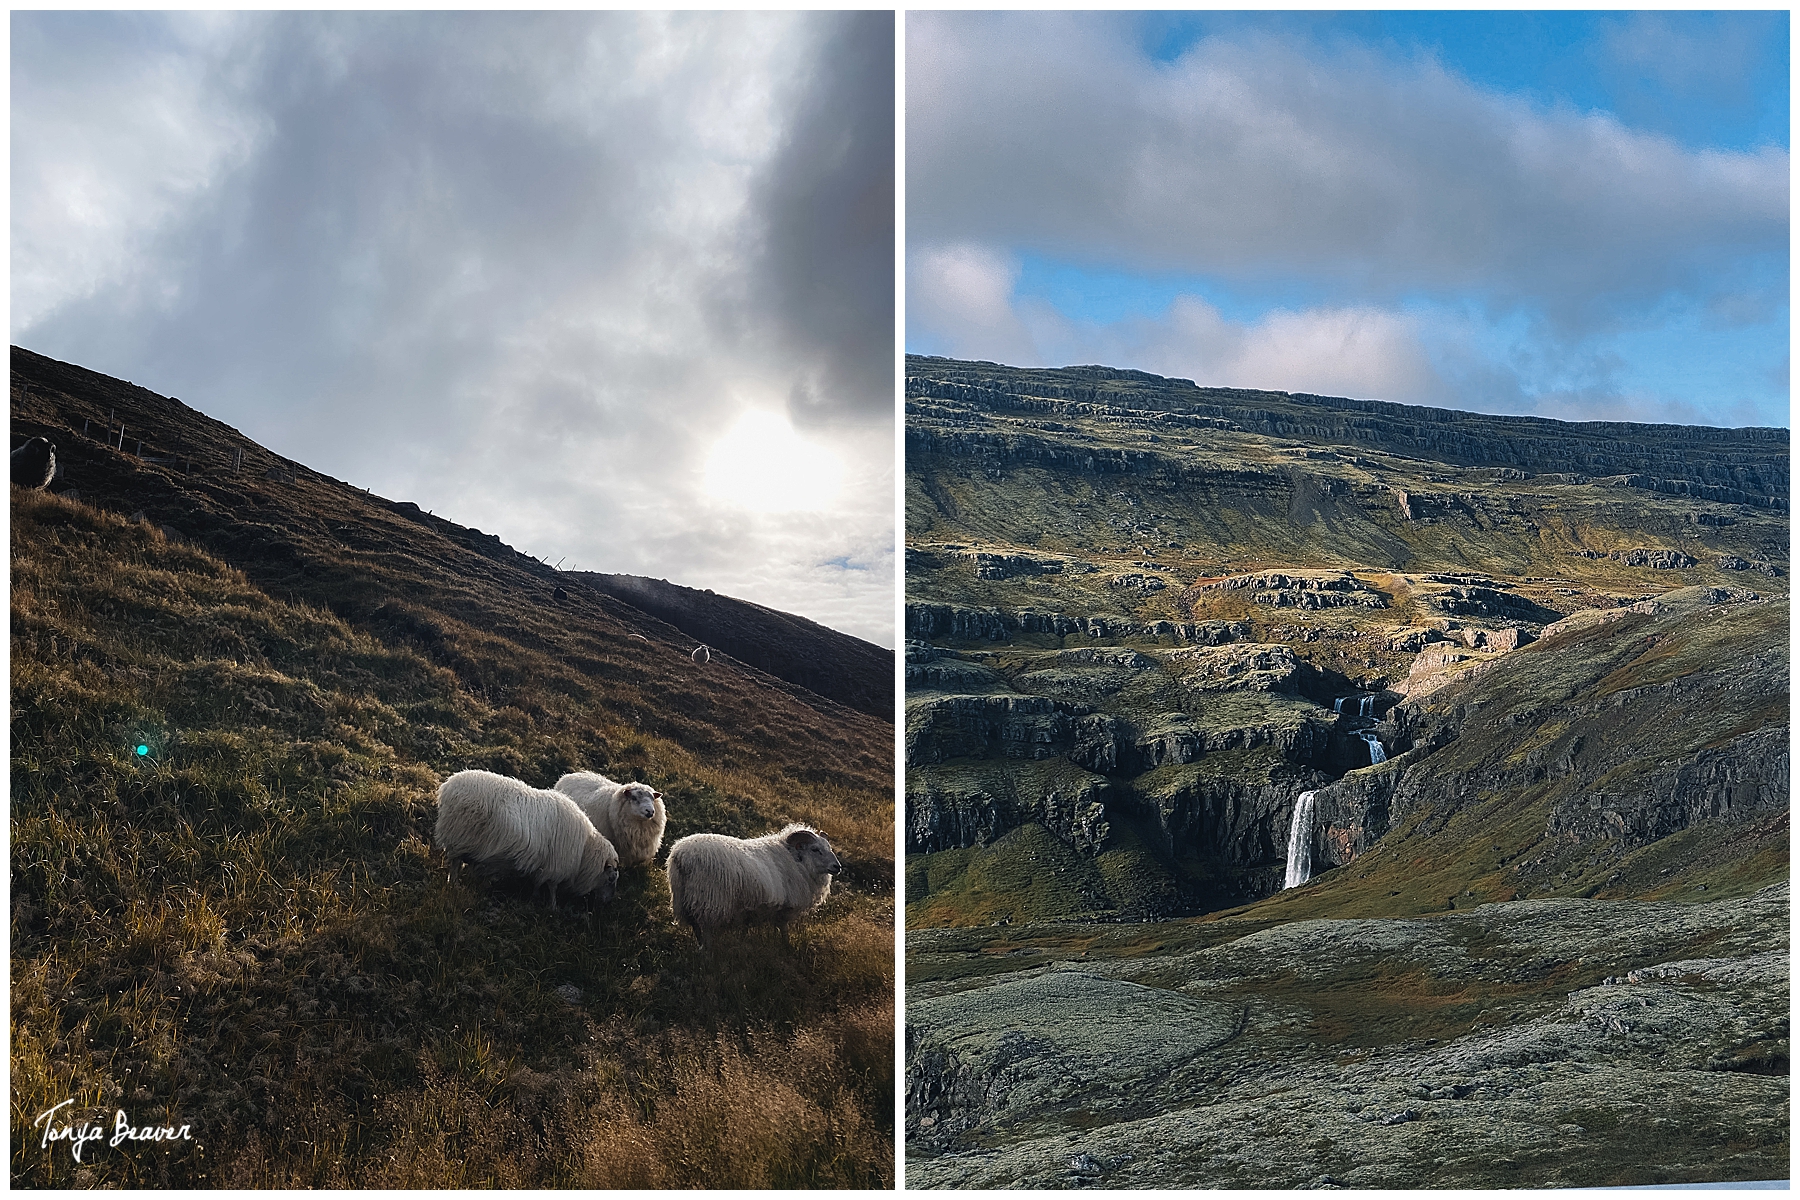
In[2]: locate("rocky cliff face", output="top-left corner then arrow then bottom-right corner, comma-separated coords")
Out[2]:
905,356 -> 1789,1192
907,357 -> 1789,506
1301,589 -> 1789,899
906,358 -> 1787,927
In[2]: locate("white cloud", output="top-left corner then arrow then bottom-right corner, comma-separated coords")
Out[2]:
14,11 -> 895,645
909,249 -> 1445,404
907,243 -> 1036,365
907,13 -> 1787,333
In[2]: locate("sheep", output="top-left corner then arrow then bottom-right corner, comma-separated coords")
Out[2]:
12,437 -> 55,490
553,771 -> 667,867
434,769 -> 619,908
665,823 -> 841,947
691,644 -> 711,664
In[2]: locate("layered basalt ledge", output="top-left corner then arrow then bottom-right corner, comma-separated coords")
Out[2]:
905,357 -> 1788,505
907,761 -> 1111,854
1202,570 -> 1388,609
906,602 -> 1246,646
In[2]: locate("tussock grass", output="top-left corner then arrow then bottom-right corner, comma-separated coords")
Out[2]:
11,488 -> 893,1187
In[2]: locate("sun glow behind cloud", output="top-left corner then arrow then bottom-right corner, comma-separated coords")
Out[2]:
702,408 -> 846,513
12,11 -> 896,646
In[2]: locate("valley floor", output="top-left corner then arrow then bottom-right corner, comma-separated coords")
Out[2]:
905,882 -> 1788,1189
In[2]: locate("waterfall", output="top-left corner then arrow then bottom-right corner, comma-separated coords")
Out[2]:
1284,790 -> 1318,888
1362,732 -> 1386,765
1359,694 -> 1375,717
1333,697 -> 1345,714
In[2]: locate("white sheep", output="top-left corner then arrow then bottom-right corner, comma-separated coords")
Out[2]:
553,771 -> 667,867
664,823 -> 842,946
434,769 -> 619,908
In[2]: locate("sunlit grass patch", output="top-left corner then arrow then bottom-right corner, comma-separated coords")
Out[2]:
11,486 -> 893,1187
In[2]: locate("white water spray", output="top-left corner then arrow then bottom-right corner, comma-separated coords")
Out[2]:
1284,790 -> 1318,888
1333,697 -> 1345,714
1361,732 -> 1386,765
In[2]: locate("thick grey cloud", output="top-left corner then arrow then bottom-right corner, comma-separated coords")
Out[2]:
908,12 -> 1786,333
15,11 -> 895,645
750,11 -> 895,430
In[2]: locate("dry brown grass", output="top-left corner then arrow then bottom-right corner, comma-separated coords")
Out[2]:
11,486 -> 894,1188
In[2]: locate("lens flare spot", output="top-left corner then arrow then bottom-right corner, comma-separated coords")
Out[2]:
135,744 -> 149,756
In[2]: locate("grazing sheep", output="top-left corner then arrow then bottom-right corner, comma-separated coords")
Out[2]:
434,769 -> 619,908
691,644 -> 711,664
554,771 -> 667,867
12,437 -> 55,490
665,824 -> 841,947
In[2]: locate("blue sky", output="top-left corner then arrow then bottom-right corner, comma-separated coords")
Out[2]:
908,11 -> 1788,428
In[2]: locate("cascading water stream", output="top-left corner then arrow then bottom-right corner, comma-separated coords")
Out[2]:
1284,790 -> 1318,888
1359,694 -> 1375,717
1333,697 -> 1345,714
1361,732 -> 1386,764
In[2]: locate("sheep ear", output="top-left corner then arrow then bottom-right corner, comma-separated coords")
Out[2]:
784,829 -> 816,861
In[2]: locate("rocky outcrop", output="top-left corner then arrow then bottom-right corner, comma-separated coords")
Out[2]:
1108,571 -> 1168,593
904,642 -> 1009,692
1547,726 -> 1789,845
1614,547 -> 1697,570
1387,626 -> 1447,652
907,769 -> 1112,854
904,693 -> 1085,766
906,602 -> 1246,646
965,551 -> 1073,580
906,971 -> 1243,1149
906,785 -> 1035,853
1165,643 -> 1312,693
907,356 -> 1789,505
1718,555 -> 1781,576
1426,584 -> 1561,622
1203,570 -> 1387,609
905,885 -> 1790,1189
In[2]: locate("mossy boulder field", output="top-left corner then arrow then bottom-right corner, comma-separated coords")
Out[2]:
903,356 -> 1787,1189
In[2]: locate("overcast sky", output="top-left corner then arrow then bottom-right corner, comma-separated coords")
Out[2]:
908,11 -> 1788,429
15,11 -> 896,646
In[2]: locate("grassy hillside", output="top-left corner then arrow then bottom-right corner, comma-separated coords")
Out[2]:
904,356 -> 1786,928
10,353 -> 894,1187
903,358 -> 1786,1191
571,570 -> 893,721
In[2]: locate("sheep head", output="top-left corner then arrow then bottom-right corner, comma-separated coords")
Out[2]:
580,835 -> 621,903
783,827 -> 842,877
620,782 -> 661,821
